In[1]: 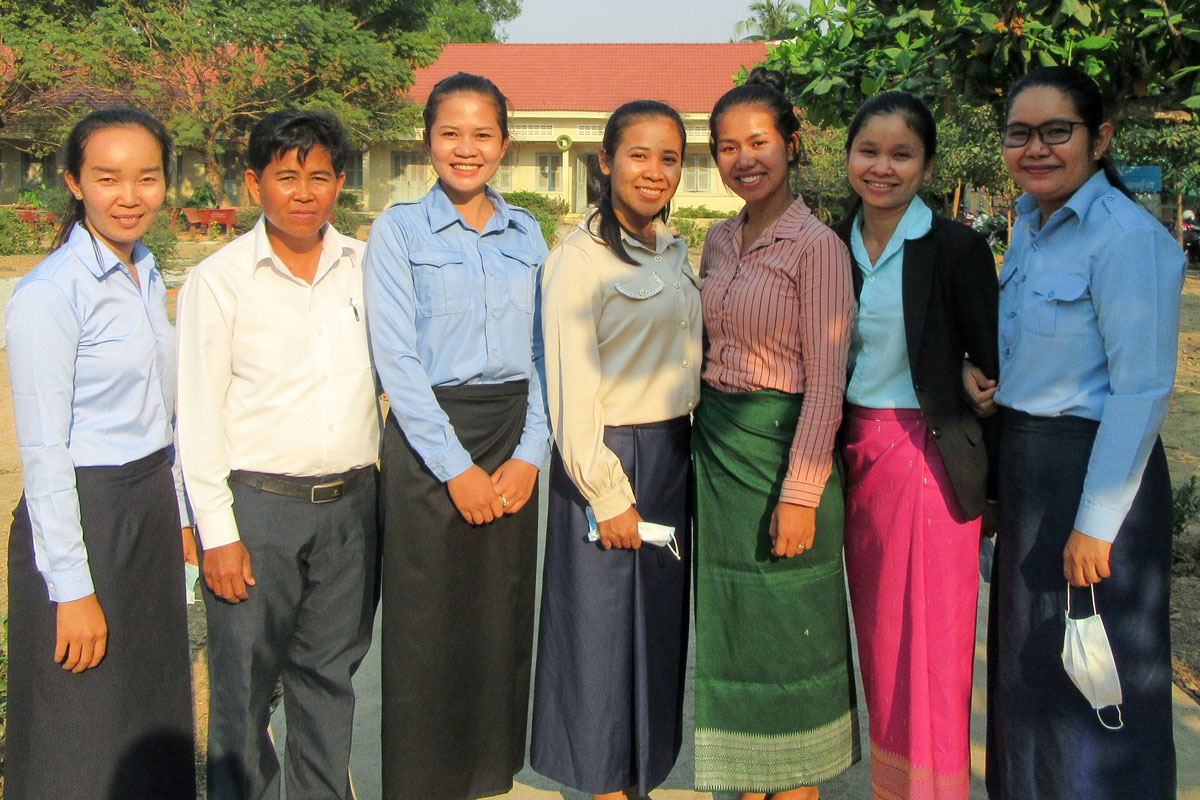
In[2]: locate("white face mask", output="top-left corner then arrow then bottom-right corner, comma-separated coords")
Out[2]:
585,507 -> 680,560
1061,584 -> 1123,730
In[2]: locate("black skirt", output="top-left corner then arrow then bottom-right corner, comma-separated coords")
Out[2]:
380,381 -> 539,800
986,410 -> 1176,799
6,448 -> 195,800
530,417 -> 692,796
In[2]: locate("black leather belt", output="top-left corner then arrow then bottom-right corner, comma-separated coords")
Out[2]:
229,466 -> 373,504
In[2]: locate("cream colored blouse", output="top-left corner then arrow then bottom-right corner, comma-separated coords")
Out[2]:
541,215 -> 702,520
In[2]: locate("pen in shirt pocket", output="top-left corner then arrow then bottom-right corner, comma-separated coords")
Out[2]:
350,297 -> 360,321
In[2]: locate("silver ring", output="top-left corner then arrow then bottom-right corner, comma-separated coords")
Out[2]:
500,495 -> 510,508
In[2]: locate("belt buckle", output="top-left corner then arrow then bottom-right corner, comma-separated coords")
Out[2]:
311,480 -> 345,504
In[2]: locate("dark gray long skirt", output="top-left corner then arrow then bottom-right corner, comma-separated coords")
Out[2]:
6,448 -> 194,800
986,410 -> 1175,799
530,416 -> 692,796
380,381 -> 538,800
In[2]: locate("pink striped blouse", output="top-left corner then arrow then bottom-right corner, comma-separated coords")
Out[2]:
700,194 -> 854,506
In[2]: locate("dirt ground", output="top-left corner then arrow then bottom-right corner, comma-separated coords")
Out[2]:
0,253 -> 1198,700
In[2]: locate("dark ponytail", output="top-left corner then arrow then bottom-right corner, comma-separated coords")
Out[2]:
1006,66 -> 1135,201
592,100 -> 686,266
51,107 -> 173,252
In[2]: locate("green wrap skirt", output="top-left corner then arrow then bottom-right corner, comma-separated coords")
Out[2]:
693,385 -> 860,792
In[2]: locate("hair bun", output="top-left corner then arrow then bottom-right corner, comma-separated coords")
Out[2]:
746,67 -> 786,94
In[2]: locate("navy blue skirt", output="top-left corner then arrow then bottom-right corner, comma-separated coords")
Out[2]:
530,417 -> 691,796
986,410 -> 1175,799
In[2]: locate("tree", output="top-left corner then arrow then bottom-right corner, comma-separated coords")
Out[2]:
1112,117 -> 1200,240
78,0 -> 442,205
759,0 -> 1200,126
734,0 -> 802,42
428,0 -> 521,42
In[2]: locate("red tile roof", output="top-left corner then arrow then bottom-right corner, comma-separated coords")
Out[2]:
408,43 -> 771,114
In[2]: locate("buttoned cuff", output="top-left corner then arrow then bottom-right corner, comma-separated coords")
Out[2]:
588,480 -> 636,522
1073,501 -> 1124,544
429,445 -> 476,484
779,479 -> 822,507
44,564 -> 95,603
195,507 -> 243,550
513,438 -> 550,470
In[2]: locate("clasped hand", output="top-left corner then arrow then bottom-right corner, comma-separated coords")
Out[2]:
447,460 -> 538,525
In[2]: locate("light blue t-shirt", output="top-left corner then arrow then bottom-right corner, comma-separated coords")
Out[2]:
996,169 -> 1186,541
846,195 -> 933,408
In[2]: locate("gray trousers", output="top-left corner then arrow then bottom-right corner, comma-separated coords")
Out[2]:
205,473 -> 378,800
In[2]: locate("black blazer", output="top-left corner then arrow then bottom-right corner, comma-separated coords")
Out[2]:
834,212 -> 1000,519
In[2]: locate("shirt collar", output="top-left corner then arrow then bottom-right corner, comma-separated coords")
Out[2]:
580,210 -> 679,255
250,216 -> 355,280
423,180 -> 524,236
851,195 -> 933,268
68,222 -> 156,281
1016,168 -> 1111,227
732,194 -> 813,251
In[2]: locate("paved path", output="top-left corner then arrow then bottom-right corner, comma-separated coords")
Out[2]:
272,479 -> 1200,799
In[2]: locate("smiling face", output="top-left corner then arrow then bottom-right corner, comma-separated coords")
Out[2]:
63,124 -> 166,263
1003,85 -> 1111,220
599,115 -> 684,238
846,112 -> 934,217
245,144 -> 344,252
713,104 -> 798,212
425,91 -> 509,204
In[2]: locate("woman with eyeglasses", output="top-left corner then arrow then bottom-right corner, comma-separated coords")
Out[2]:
966,67 -> 1184,799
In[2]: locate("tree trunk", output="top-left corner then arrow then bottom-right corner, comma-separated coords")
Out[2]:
952,179 -> 963,220
1178,180 -> 1185,248
203,148 -> 230,207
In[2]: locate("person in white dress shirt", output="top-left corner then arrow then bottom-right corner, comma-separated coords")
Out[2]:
175,109 -> 380,800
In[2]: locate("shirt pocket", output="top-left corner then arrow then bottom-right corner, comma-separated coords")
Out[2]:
410,247 -> 469,317
1024,273 -> 1091,337
613,271 -> 666,301
337,304 -> 372,371
497,244 -> 540,313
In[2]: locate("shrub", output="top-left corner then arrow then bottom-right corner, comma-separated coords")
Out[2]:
235,207 -> 261,233
1173,475 -> 1200,539
672,218 -> 711,249
144,213 -> 179,265
673,204 -> 735,219
0,208 -> 38,255
502,191 -> 569,245
186,184 -> 217,209
333,192 -> 364,237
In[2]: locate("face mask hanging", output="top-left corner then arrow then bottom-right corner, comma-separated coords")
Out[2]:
1061,583 -> 1124,730
584,507 -> 680,560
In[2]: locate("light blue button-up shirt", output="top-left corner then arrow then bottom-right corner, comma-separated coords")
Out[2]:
363,182 -> 550,481
996,170 -> 1186,542
6,223 -> 190,602
846,195 -> 932,408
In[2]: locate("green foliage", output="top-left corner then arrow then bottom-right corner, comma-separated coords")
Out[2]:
672,204 -> 736,219
1112,119 -> 1200,197
428,0 -> 520,42
17,185 -> 45,207
1173,475 -> 1200,539
502,190 -> 568,245
235,206 -> 261,233
186,185 -> 218,209
0,208 -> 40,255
734,0 -> 802,42
793,118 -> 855,224
334,191 -> 365,236
671,218 -> 711,248
759,0 -> 1200,125
144,213 -> 179,265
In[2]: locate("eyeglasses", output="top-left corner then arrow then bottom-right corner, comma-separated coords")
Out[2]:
1002,120 -> 1087,148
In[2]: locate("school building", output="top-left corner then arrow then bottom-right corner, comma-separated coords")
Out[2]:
0,42 -> 769,214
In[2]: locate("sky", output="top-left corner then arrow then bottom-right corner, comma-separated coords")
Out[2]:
501,0 -> 746,43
